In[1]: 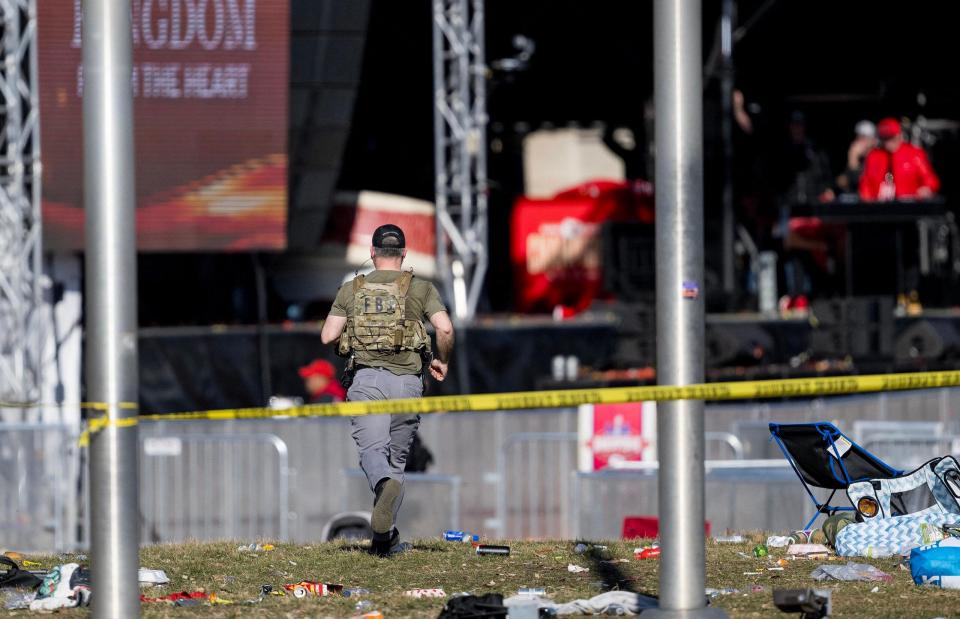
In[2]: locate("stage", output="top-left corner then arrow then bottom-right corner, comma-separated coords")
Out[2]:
138,303 -> 960,414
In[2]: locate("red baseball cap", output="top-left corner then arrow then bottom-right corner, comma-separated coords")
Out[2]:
877,117 -> 901,140
298,359 -> 335,379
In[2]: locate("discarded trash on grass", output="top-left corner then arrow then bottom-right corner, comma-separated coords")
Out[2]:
404,588 -> 446,598
572,543 -> 612,560
444,530 -> 480,543
3,591 -> 36,610
766,536 -> 793,548
138,568 -> 170,587
810,562 -> 893,583
140,591 -> 208,604
284,582 -> 344,598
910,536 -> 960,589
344,587 -> 371,597
567,564 -> 590,573
504,591 -> 658,615
772,588 -> 831,617
705,588 -> 740,598
714,535 -> 745,544
788,543 -> 831,558
238,543 -> 274,553
518,587 -> 547,597
31,563 -> 91,611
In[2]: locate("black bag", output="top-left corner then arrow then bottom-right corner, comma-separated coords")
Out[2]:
0,556 -> 42,590
437,593 -> 508,619
405,432 -> 434,473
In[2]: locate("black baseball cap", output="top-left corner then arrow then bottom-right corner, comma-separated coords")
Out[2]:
372,224 -> 405,248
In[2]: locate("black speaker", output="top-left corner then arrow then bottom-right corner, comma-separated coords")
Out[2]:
895,319 -> 960,365
592,299 -> 656,368
705,322 -> 774,368
810,296 -> 894,360
601,221 -> 655,301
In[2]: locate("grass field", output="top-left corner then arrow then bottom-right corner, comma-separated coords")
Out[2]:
8,535 -> 960,617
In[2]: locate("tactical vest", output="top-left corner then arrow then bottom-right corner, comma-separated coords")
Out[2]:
338,271 -> 431,356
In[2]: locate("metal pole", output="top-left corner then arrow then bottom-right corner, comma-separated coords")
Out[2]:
252,254 -> 272,403
83,1 -> 140,616
649,0 -> 725,616
720,0 -> 736,297
431,0 -> 454,308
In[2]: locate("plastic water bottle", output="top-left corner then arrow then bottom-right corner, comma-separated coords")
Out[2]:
517,587 -> 546,597
444,530 -> 480,542
758,251 -> 778,314
344,588 -> 370,598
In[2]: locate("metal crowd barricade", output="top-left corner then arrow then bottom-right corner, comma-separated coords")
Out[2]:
493,429 -> 747,540
572,460 -> 799,539
496,432 -> 577,540
341,469 -> 461,539
138,432 -> 291,544
705,431 -> 745,460
0,423 -> 79,552
861,436 -> 960,471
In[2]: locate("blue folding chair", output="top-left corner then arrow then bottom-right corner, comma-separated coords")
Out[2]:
769,422 -> 903,529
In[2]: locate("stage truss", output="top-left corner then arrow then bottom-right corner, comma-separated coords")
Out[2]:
432,0 -> 488,320
0,0 -> 43,407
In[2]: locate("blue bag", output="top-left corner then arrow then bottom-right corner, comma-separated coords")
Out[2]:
909,537 -> 960,589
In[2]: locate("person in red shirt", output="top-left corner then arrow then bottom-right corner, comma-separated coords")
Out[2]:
859,117 -> 940,201
298,358 -> 346,403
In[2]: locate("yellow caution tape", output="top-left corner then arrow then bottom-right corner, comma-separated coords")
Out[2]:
77,402 -> 140,447
138,369 -> 960,421
59,369 -> 960,445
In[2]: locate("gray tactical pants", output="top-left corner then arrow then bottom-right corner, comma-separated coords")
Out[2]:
347,367 -> 423,530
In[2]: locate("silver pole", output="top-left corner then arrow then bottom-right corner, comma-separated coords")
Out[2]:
83,1 -> 140,617
649,0 -> 725,616
720,0 -> 736,296
431,0 -> 454,308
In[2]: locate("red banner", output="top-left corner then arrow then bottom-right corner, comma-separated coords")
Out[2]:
578,402 -> 657,471
510,180 -> 654,314
39,0 -> 289,251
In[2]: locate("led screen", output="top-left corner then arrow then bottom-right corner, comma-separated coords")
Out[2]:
39,0 -> 289,250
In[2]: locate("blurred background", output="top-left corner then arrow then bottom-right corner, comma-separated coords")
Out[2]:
3,0 -> 960,550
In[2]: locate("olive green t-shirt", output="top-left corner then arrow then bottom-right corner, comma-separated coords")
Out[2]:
330,270 -> 446,375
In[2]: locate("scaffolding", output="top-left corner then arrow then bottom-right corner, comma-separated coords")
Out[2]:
0,0 -> 42,407
432,0 -> 488,320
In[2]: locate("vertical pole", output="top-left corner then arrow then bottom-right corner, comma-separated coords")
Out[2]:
83,1 -> 140,617
719,0 -> 736,296
432,0 -> 454,309
650,0 -> 724,616
467,0 -> 489,316
253,254 -> 272,402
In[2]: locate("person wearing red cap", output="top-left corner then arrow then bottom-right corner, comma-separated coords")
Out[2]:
298,358 -> 346,403
859,117 -> 940,201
